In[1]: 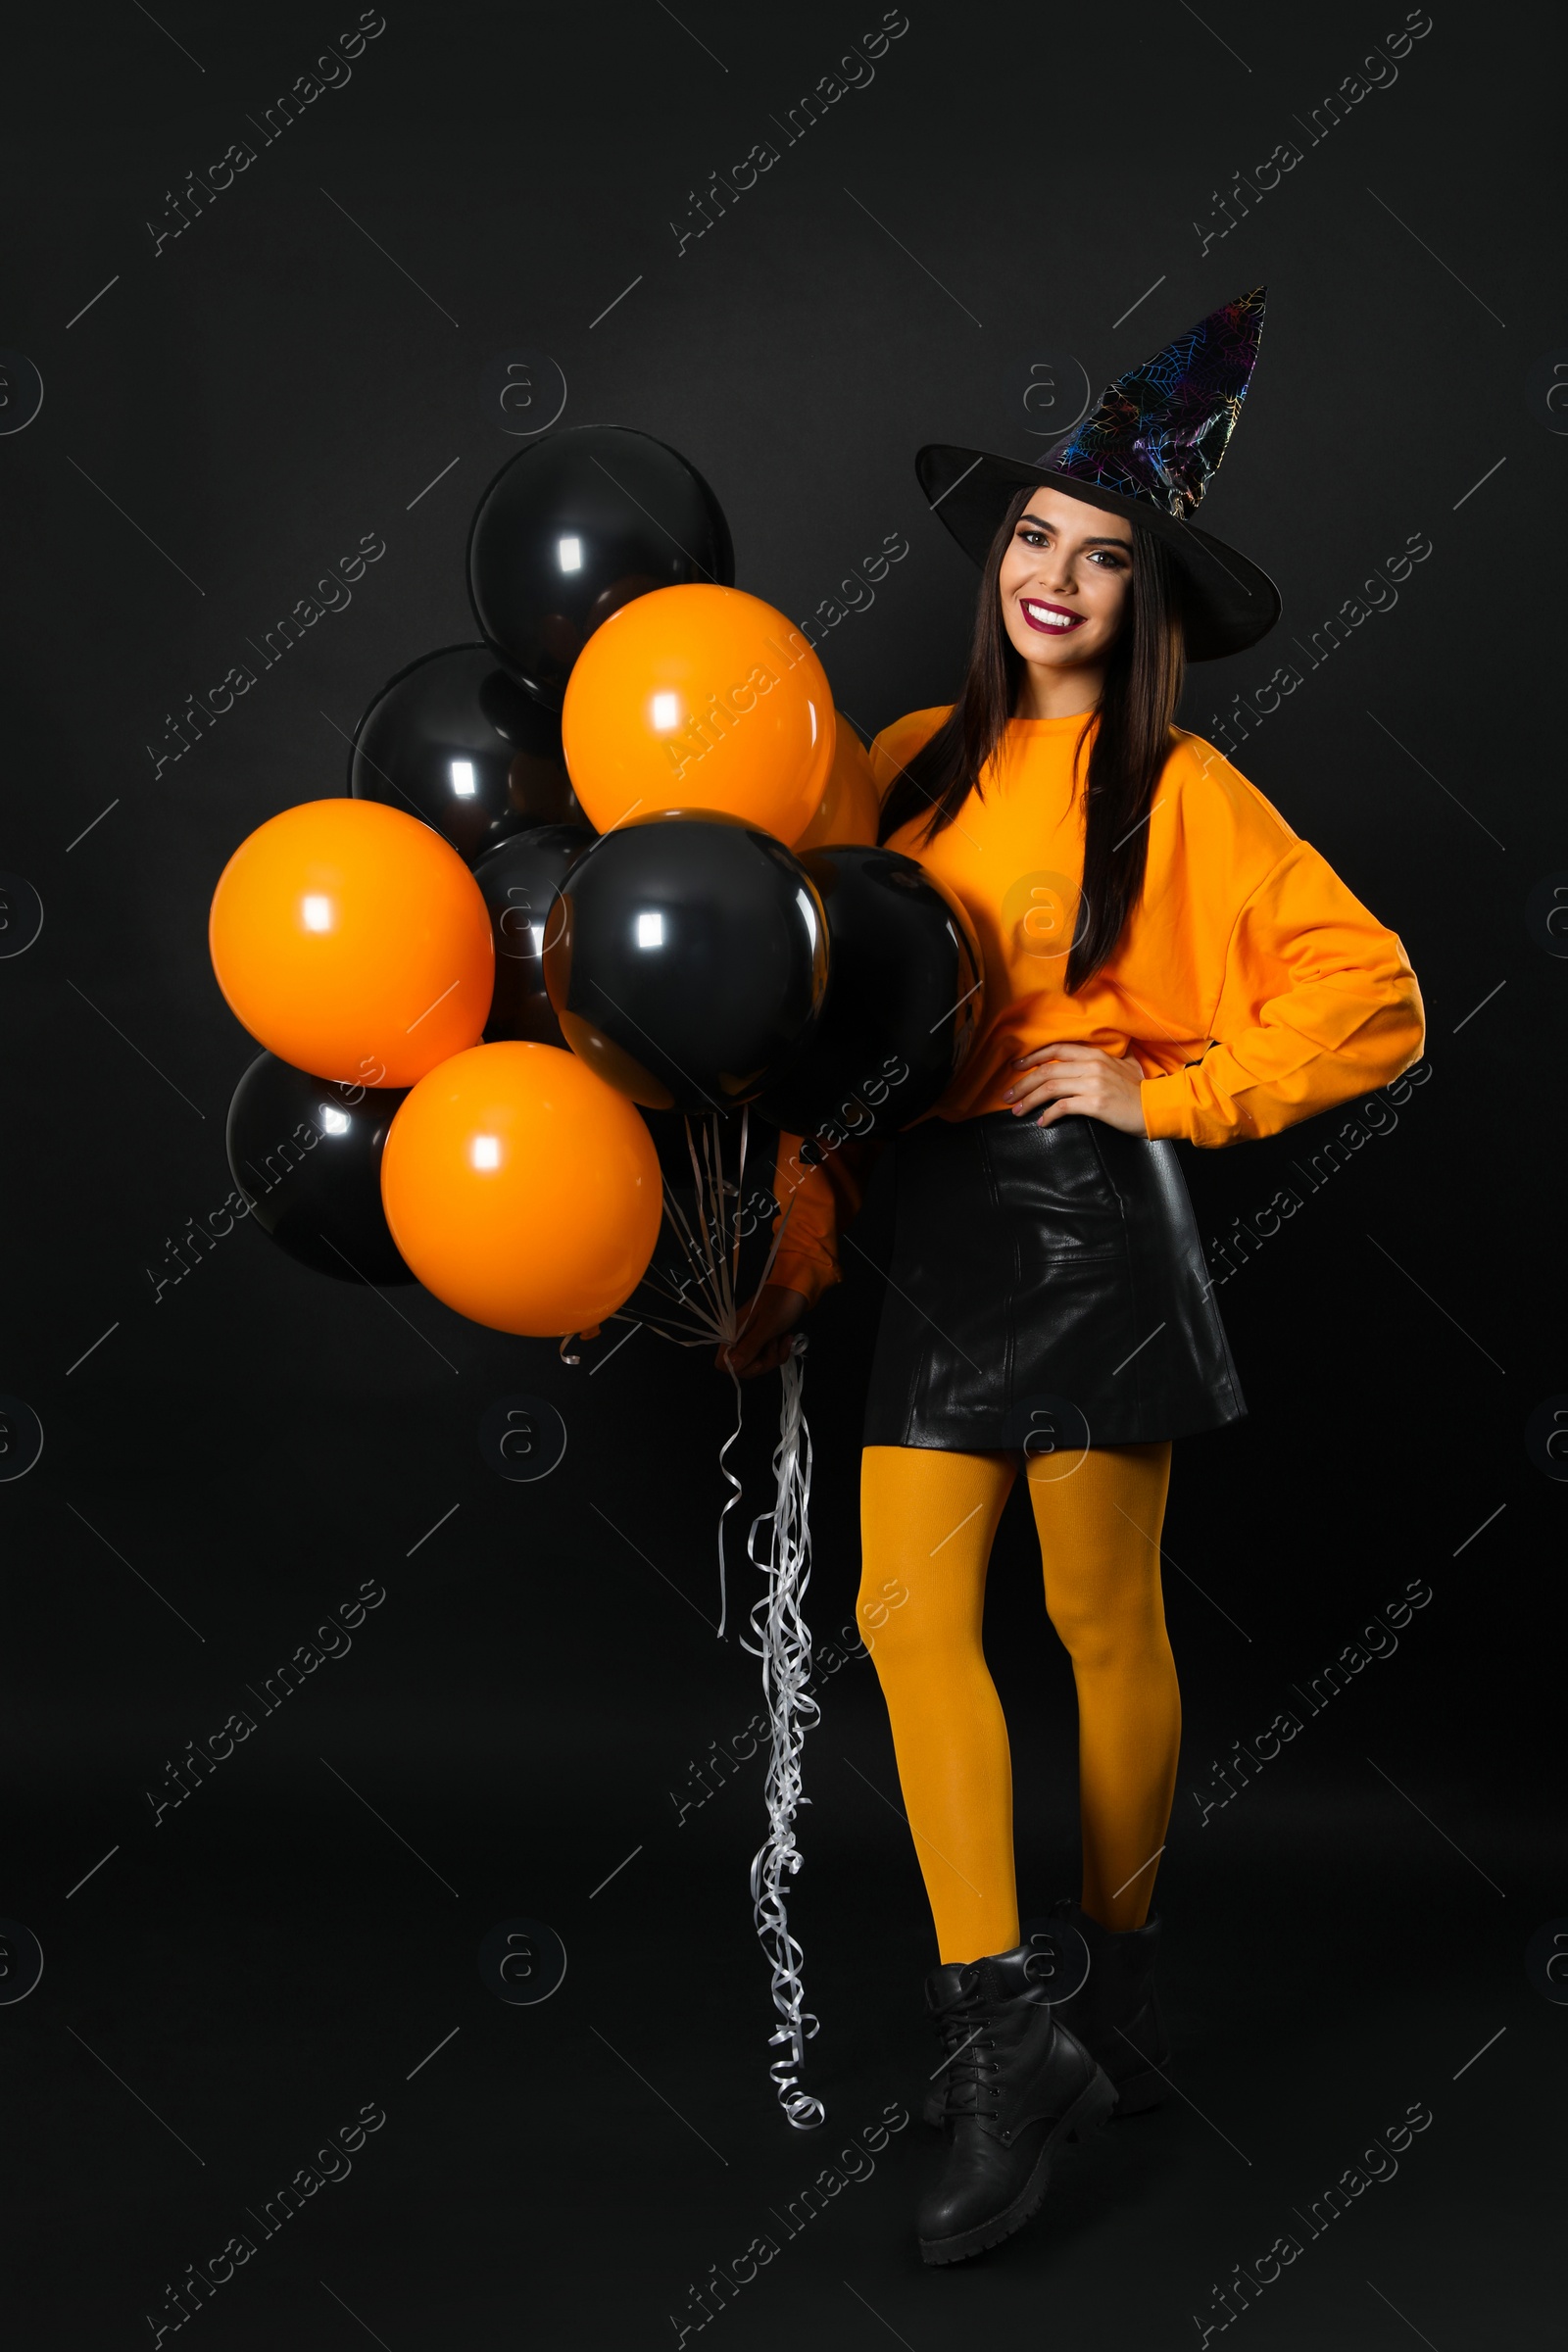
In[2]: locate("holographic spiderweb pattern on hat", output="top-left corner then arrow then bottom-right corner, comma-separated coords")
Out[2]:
1052,285 -> 1266,522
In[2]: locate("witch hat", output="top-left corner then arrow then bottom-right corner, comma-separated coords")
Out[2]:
918,286 -> 1279,661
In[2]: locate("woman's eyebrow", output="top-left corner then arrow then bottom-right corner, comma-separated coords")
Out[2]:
1016,513 -> 1131,550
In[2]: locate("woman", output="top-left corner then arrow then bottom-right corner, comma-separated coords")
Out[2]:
723,288 -> 1424,2265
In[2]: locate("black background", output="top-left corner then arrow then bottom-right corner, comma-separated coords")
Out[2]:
3,2 -> 1564,2344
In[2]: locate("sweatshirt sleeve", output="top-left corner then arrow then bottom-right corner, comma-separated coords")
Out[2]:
1138,839 -> 1426,1149
768,1131 -> 885,1306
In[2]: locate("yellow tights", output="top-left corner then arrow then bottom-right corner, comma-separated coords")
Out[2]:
858,1442 -> 1178,1965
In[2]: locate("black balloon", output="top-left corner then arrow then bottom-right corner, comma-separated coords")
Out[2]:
756,847 -> 985,1143
349,643 -> 585,864
226,1051 -> 414,1285
466,426 -> 734,708
543,816 -> 827,1113
473,824 -> 595,1047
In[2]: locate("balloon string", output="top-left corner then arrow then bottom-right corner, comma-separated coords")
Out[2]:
592,1111 -> 825,2124
714,1368 -> 744,1641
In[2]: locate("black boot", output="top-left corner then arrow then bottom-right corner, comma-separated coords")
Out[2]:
919,1917 -> 1090,2128
1047,1899 -> 1169,2116
917,1940 -> 1116,2265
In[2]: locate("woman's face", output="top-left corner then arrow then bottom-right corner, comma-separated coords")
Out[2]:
997,487 -> 1135,678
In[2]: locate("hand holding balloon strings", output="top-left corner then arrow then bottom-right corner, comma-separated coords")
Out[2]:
720,1284 -> 809,1381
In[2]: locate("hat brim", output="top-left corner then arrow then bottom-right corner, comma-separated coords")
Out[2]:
916,444 -> 1280,662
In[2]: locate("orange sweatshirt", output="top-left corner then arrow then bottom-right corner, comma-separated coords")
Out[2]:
770,706 -> 1425,1307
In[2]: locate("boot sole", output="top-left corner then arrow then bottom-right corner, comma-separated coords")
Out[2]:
917,2068 -> 1117,2266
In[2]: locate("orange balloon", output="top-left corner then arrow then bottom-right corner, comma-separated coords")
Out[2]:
795,715 -> 882,849
561,583 -> 835,843
379,1041 -> 662,1336
209,800 -> 494,1089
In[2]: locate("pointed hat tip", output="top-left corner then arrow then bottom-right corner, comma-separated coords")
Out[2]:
1053,281 -> 1268,523
1200,285 -> 1265,331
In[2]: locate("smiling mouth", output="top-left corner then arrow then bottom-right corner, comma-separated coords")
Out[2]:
1020,598 -> 1085,635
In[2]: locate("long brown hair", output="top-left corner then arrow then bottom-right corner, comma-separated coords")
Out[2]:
877,485 -> 1186,992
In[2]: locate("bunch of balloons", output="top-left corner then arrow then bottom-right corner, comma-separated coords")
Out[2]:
210,426 -> 983,1342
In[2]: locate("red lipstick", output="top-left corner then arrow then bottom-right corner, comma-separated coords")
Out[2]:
1018,597 -> 1085,636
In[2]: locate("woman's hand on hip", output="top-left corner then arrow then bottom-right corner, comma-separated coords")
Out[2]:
1003,1043 -> 1150,1134
716,1282 -> 808,1380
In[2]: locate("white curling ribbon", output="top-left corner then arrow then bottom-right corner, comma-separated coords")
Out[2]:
744,1342 -> 825,2131
590,1109 -> 823,2128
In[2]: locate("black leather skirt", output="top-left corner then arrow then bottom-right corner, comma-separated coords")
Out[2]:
862,1110 -> 1246,1453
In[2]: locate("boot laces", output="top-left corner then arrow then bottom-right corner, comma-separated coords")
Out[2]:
935,1991 -> 1004,2120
